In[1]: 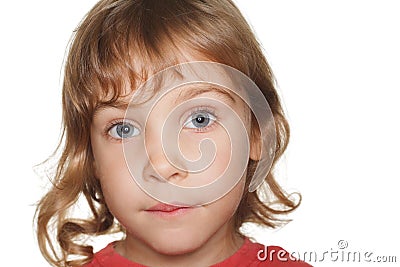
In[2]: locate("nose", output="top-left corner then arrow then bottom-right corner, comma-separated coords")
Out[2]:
142,125 -> 188,184
143,152 -> 189,183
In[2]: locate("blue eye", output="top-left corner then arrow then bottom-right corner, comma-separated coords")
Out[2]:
184,111 -> 216,130
108,122 -> 140,139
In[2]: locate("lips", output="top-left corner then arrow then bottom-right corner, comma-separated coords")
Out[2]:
146,203 -> 188,212
145,203 -> 193,217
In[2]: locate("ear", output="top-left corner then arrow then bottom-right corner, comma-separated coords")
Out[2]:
249,124 -> 261,161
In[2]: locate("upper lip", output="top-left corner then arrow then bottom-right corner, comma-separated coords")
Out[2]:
145,203 -> 189,212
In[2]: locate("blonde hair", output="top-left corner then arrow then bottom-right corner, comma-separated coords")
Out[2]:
35,0 -> 300,266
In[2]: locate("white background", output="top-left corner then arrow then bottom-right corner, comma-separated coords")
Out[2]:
0,1 -> 399,266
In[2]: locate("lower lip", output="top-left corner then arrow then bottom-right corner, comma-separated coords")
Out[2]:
145,207 -> 194,218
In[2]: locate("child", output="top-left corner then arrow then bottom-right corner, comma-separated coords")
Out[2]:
35,0 -> 311,266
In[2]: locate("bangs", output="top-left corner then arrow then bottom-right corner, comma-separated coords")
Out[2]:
65,0 -> 256,118
69,2 -> 185,111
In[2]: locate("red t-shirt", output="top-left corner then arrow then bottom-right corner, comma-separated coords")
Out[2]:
84,238 -> 312,266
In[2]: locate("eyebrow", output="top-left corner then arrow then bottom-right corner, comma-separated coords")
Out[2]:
93,85 -> 236,116
175,85 -> 236,105
93,101 -> 130,117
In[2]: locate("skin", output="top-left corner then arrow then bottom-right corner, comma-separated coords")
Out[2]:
90,82 -> 257,267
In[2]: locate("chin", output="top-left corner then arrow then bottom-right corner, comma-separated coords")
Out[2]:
147,229 -> 206,255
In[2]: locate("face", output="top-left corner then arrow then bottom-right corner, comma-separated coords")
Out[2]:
90,75 -> 254,257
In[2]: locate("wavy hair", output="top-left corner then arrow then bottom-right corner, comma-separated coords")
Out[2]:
35,0 -> 300,266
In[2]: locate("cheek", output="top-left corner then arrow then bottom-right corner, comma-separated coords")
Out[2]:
91,134 -> 148,215
206,174 -> 246,223
91,133 -> 126,181
210,134 -> 231,179
180,129 -> 232,186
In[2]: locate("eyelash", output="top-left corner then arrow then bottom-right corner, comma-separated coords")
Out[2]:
103,106 -> 219,141
184,106 -> 218,133
104,119 -> 138,142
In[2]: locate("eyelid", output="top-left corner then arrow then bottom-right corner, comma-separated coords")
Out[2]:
181,106 -> 218,124
181,106 -> 219,133
104,118 -> 141,141
104,118 -> 126,133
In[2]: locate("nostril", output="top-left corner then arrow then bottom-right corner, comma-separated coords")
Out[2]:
142,156 -> 188,184
148,174 -> 168,183
164,172 -> 186,184
142,150 -> 189,184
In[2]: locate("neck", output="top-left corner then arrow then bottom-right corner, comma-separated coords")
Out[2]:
116,221 -> 244,267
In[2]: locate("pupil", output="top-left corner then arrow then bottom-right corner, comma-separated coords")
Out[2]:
117,124 -> 132,137
122,125 -> 130,133
192,113 -> 210,128
196,116 -> 205,123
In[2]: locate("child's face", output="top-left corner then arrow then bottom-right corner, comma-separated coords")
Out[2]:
90,65 -> 254,255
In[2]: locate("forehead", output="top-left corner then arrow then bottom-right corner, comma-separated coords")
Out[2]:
94,60 -> 248,108
94,82 -> 238,115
